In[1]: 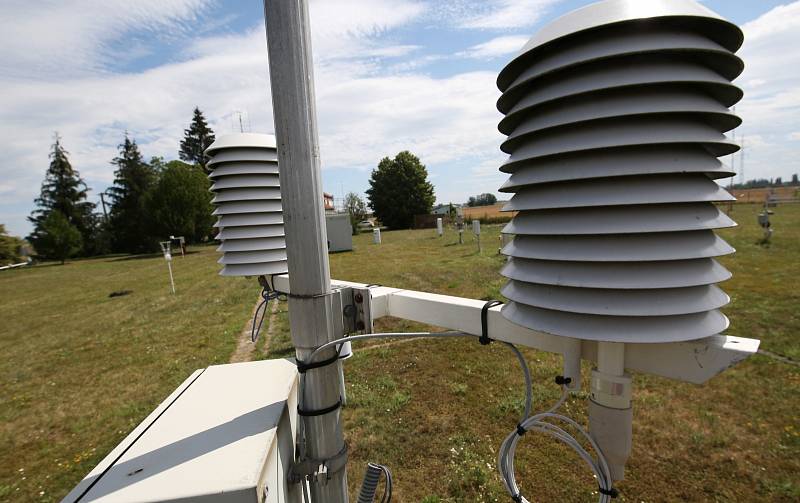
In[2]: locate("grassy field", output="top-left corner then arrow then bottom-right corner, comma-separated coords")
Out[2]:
2,203 -> 798,502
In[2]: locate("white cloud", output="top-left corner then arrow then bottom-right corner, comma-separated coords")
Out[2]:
458,35 -> 529,59
0,0 -> 212,80
0,0 -> 509,236
5,0 -> 796,238
442,0 -> 562,30
734,1 -> 800,183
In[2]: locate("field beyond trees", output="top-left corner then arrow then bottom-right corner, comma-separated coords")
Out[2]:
1,204 -> 798,502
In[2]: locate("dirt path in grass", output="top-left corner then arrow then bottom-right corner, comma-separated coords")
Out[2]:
229,294 -> 279,363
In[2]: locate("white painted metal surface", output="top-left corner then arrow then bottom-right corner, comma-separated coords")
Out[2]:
325,214 -> 353,252
436,217 -> 443,236
263,0 -> 349,500
205,133 -> 288,277
270,274 -> 758,385
64,360 -> 301,503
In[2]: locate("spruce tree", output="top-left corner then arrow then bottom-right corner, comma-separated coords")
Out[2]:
179,107 -> 216,173
27,134 -> 96,256
107,134 -> 156,253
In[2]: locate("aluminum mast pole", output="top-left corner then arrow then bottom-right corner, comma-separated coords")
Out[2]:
263,1 -> 348,501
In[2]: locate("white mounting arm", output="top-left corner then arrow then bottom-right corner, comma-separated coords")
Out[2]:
271,274 -> 758,385
271,273 -> 757,484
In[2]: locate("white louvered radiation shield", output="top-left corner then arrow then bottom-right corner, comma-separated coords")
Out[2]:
205,133 -> 288,277
496,0 -> 743,343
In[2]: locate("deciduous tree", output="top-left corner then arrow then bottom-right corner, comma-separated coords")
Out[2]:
344,192 -> 368,234
147,161 -> 214,243
0,224 -> 26,264
366,151 -> 435,229
36,212 -> 82,264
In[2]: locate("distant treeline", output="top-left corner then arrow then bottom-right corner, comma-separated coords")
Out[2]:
25,107 -> 216,263
730,174 -> 799,189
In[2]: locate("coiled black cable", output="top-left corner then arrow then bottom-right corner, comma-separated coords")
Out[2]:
357,462 -> 392,503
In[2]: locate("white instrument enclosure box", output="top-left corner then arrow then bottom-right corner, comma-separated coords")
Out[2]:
64,359 -> 301,503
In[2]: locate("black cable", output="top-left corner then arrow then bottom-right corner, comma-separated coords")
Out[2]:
251,286 -> 283,343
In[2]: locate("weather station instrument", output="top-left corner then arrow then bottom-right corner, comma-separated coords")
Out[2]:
66,1 -> 758,502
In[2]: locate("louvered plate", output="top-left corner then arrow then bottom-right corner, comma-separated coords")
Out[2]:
212,200 -> 283,216
501,280 -> 728,316
501,257 -> 731,289
503,29 -> 740,101
495,0 -> 742,343
501,89 -> 739,145
501,118 -> 737,160
209,162 -> 279,178
498,59 -> 741,115
211,174 -> 280,190
220,261 -> 288,277
503,174 -> 733,211
205,133 -> 276,155
496,0 -> 743,91
500,302 -> 729,343
503,203 -> 735,235
211,188 -> 281,203
214,213 -> 284,228
215,225 -> 285,240
207,149 -> 278,166
217,249 -> 287,265
216,237 -> 286,253
503,231 -> 735,262
500,145 -> 730,185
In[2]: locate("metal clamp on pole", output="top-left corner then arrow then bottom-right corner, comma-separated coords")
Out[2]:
289,444 -> 349,486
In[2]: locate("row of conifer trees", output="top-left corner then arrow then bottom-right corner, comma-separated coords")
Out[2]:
26,108 -> 217,262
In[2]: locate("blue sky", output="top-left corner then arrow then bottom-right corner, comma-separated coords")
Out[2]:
1,0 -> 798,237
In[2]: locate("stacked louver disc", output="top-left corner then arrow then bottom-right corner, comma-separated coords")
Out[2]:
496,0 -> 742,343
205,133 -> 288,277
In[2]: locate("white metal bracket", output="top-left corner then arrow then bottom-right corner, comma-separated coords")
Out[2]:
272,274 -> 759,385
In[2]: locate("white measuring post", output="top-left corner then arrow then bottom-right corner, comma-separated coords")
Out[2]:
472,219 -> 481,253
159,241 -> 176,294
263,0 -> 348,501
436,217 -> 443,237
373,227 -> 381,244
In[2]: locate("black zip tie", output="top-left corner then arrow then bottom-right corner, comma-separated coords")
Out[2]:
296,349 -> 342,374
288,291 -> 331,300
480,300 -> 503,345
364,283 -> 382,288
298,397 -> 343,417
599,487 -> 619,498
516,423 -> 527,436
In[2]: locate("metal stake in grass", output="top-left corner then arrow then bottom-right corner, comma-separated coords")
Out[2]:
473,219 -> 481,253
159,241 -> 176,294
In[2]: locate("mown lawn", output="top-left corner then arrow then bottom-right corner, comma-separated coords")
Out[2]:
0,246 -> 254,501
2,203 -> 798,502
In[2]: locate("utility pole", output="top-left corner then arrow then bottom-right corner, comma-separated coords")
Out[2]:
99,192 -> 109,221
263,1 -> 348,501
